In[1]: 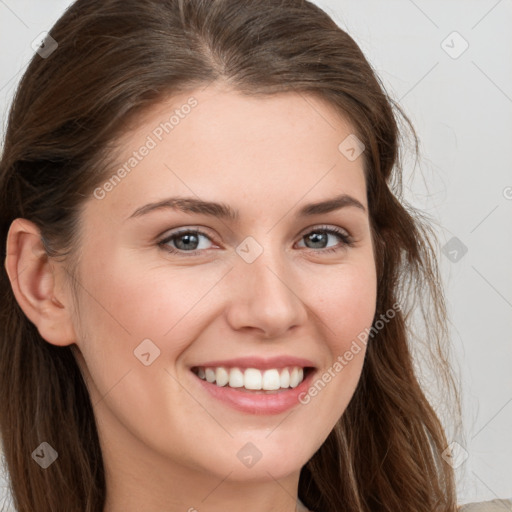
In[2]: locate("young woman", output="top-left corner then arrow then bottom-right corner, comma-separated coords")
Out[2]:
0,1 -> 508,511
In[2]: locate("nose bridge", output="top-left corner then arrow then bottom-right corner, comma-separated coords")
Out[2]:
236,232 -> 289,289
226,233 -> 307,337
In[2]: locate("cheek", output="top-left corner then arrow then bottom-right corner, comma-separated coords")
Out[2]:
77,249 -> 211,341
293,261 -> 376,444
315,259 -> 377,348
71,250 -> 233,404
310,257 -> 376,395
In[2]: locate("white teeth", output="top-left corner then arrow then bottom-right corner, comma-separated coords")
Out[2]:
205,368 -> 216,383
215,367 -> 229,387
228,368 -> 244,388
244,368 -> 262,390
262,369 -> 281,390
290,367 -> 303,388
280,368 -> 290,388
195,366 -> 307,390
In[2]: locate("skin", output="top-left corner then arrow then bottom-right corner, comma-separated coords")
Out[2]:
5,83 -> 377,512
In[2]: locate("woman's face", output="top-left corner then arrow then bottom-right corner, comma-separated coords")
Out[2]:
69,84 -> 377,488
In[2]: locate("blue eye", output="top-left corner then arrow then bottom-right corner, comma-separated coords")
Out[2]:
158,225 -> 354,256
296,226 -> 354,253
159,229 -> 212,253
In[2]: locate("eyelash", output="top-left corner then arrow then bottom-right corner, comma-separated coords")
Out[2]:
157,225 -> 355,257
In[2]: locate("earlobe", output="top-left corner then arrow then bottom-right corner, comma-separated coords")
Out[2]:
4,218 -> 77,347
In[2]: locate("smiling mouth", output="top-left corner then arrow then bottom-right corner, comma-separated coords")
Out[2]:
191,366 -> 315,393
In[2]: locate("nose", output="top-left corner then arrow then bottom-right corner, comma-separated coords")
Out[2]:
225,243 -> 308,339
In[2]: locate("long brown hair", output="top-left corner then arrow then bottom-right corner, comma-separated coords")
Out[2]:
0,0 -> 463,510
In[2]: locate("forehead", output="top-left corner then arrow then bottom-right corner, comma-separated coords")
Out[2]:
90,85 -> 368,221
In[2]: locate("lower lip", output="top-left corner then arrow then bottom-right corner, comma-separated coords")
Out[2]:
191,369 -> 316,415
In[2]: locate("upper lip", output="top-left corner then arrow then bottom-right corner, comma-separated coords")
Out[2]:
190,356 -> 316,370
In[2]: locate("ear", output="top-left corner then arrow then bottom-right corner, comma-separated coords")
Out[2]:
4,218 -> 77,346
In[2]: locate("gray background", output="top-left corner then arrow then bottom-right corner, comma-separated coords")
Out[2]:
0,0 -> 511,507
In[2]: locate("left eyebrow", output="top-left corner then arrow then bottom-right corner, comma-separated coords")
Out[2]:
298,193 -> 366,216
126,193 -> 367,222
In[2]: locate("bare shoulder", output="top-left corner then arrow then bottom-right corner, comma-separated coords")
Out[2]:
458,499 -> 512,511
